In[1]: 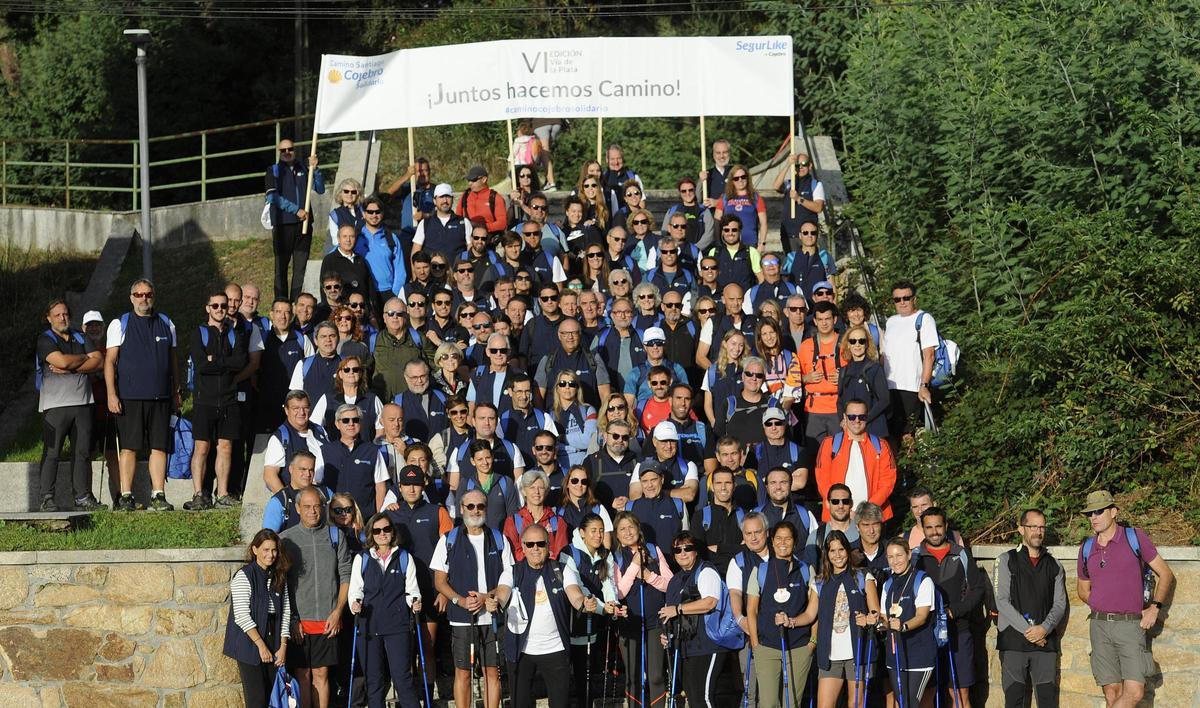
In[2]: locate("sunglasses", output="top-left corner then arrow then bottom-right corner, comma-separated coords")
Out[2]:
828,498 -> 852,506
764,420 -> 786,427
632,219 -> 650,226
1085,507 -> 1112,517
516,274 -> 532,281
472,323 -> 490,330
132,291 -> 153,299
696,307 -> 716,315
459,311 -> 478,318
786,306 -> 806,312
540,295 -> 559,302
331,506 -> 354,515
341,366 -> 362,374
608,433 -> 630,441
668,223 -> 687,230
530,205 -> 547,212
626,191 -> 642,197
364,209 -> 382,215
339,417 -> 361,425
207,303 -> 227,310
846,413 -> 868,421
893,295 -> 914,303
558,380 -> 579,388
662,302 -> 682,309
533,444 -> 556,453
407,301 -> 425,308
431,263 -> 448,270
583,182 -> 598,188
524,540 -> 548,549
587,252 -> 604,259
799,230 -> 819,236
568,477 -> 589,486
645,341 -> 665,347
385,310 -> 405,317
449,409 -> 469,416
814,289 -> 833,296
660,248 -> 679,255
679,187 -> 695,194
279,148 -> 295,153
609,236 -> 627,243
433,300 -> 452,306
673,544 -> 698,554
348,302 -> 365,309
456,268 -> 474,274
721,227 -> 740,233
612,280 -> 630,288
743,371 -> 765,379
761,259 -> 779,267
371,525 -> 394,535
336,315 -> 354,322
342,189 -> 359,194
637,294 -> 655,300
487,347 -> 507,354
608,404 -> 627,411
463,502 -> 488,511
324,284 -> 342,291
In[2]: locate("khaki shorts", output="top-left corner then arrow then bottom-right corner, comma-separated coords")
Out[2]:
1089,616 -> 1153,686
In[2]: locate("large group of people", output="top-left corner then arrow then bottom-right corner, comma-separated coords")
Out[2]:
32,129 -> 1175,708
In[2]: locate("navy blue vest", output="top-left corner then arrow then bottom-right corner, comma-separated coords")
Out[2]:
397,389 -> 448,440
626,494 -> 685,549
500,407 -> 547,464
756,502 -> 812,549
788,250 -> 828,301
421,214 -> 468,259
587,450 -> 637,509
387,499 -> 442,599
561,545 -> 606,635
301,353 -> 342,407
524,314 -> 567,367
116,312 -> 174,400
359,549 -> 414,636
755,557 -> 812,649
503,561 -> 573,661
747,279 -> 796,313
542,346 -> 601,407
444,527 -> 506,624
262,330 -> 307,400
322,439 -> 381,517
645,267 -> 694,298
460,469 -> 519,530
709,314 -> 757,355
616,543 -> 667,633
753,441 -> 803,481
594,327 -> 646,394
711,244 -> 754,290
814,569 -> 871,670
322,391 -> 379,443
666,562 -> 724,657
882,568 -> 936,669
274,423 -> 329,487
470,366 -> 512,411
455,437 -> 518,482
222,563 -> 284,665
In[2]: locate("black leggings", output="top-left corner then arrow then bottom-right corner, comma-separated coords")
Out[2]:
39,404 -> 93,501
237,660 -> 273,708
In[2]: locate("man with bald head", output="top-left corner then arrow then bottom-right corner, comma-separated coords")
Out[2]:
468,333 -> 515,415
535,318 -> 611,407
371,297 -> 423,401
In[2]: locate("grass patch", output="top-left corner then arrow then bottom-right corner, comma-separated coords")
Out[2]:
0,508 -> 241,552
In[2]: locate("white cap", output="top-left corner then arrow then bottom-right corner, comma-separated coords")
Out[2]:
642,327 -> 666,344
82,310 -> 104,325
762,407 -> 786,424
652,421 -> 679,442
433,183 -> 454,198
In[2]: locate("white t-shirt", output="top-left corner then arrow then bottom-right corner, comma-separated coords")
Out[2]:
827,571 -> 875,661
898,575 -> 935,670
692,565 -> 723,601
263,429 -> 326,484
497,563 -> 581,655
725,551 -> 769,599
105,314 -> 177,349
699,318 -> 715,346
844,441 -> 868,510
430,530 -> 515,626
882,311 -> 939,392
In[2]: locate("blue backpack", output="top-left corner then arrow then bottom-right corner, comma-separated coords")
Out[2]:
186,326 -> 238,392
702,572 -> 747,651
829,431 -> 884,457
700,505 -> 746,531
34,329 -> 86,391
444,526 -> 506,557
914,312 -> 959,388
358,548 -> 409,579
167,416 -> 194,479
513,512 -> 559,538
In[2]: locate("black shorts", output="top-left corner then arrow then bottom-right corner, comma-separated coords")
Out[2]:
451,624 -> 500,669
191,404 -> 243,443
889,389 -> 923,437
288,631 -> 340,669
115,398 -> 172,452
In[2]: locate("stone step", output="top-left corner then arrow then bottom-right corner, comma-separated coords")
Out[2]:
0,510 -> 94,532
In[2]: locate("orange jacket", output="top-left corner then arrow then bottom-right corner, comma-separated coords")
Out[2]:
787,335 -> 844,414
814,430 -> 897,521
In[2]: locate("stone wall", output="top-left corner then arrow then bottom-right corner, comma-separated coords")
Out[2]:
970,545 -> 1200,708
0,548 -> 244,708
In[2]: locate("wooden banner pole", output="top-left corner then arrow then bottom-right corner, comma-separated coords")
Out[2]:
407,127 -> 417,221
699,116 -> 708,203
506,119 -> 516,189
789,114 -> 797,219
301,93 -> 321,235
596,118 -> 604,164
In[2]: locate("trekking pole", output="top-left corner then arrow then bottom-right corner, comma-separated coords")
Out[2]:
471,617 -> 483,708
585,611 -> 593,708
893,621 -> 907,708
780,625 -> 792,708
602,614 -> 616,706
741,641 -> 754,708
639,582 -> 648,708
860,627 -> 874,708
853,626 -> 863,708
492,613 -> 505,708
667,616 -> 679,708
347,612 -> 362,708
945,627 -> 962,708
414,610 -> 433,708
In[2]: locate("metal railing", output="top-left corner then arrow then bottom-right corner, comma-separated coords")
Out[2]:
0,114 -> 357,210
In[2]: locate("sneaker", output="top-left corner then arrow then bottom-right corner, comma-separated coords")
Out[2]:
543,182 -> 557,192
73,495 -> 102,511
182,493 -> 211,511
148,494 -> 175,512
39,495 -> 58,513
214,495 -> 240,508
115,494 -> 136,512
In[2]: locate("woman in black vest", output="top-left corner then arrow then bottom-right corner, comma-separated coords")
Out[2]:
660,530 -> 731,707
349,511 -> 423,708
747,520 -> 819,708
560,512 -> 623,708
223,529 -> 292,707
813,530 -> 880,708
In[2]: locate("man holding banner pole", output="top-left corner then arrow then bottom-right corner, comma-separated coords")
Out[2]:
702,138 -> 733,208
265,139 -> 324,301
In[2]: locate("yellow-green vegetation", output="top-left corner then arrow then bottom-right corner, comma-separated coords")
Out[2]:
0,508 -> 240,551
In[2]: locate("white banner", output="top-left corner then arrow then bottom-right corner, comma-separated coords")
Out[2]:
316,36 -> 793,133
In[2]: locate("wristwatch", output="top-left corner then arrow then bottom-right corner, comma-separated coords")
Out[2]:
1150,601 -> 1163,609
451,596 -> 460,606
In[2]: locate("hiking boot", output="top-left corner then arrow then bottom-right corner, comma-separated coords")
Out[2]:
115,494 -> 136,512
73,495 -> 102,511
214,494 -> 240,508
182,493 -> 211,511
39,495 -> 58,513
148,494 -> 175,512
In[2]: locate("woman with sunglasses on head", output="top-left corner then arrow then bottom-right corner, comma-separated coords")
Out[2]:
431,342 -> 469,399
427,396 -> 473,485
224,529 -> 292,708
613,510 -> 674,708
549,370 -> 598,467
329,304 -> 371,362
812,529 -> 880,708
507,162 -> 542,226
747,520 -> 820,708
311,355 -> 383,443
714,164 -> 768,249
328,178 -> 365,254
660,530 -> 739,707
559,511 -> 623,707
348,511 -> 423,708
701,329 -> 749,427
574,163 -> 609,231
557,466 -> 613,546
626,208 -> 659,271
837,325 -> 890,438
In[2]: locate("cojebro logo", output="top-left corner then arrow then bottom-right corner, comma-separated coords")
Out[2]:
328,69 -> 343,84
327,62 -> 385,89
